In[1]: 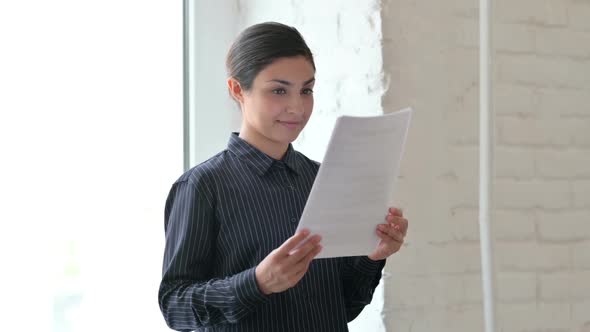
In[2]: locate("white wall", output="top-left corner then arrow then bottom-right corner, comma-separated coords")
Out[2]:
189,1 -> 242,165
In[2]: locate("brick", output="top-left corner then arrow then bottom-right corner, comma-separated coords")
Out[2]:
385,305 -> 484,332
535,149 -> 590,178
437,305 -> 484,332
421,215 -> 456,245
494,209 -> 536,241
573,180 -> 590,208
495,179 -> 570,209
441,180 -> 479,209
497,0 -> 567,26
398,196 -> 455,245
538,210 -> 590,241
431,275 -> 469,305
572,301 -> 590,331
385,244 -> 432,277
497,117 -> 571,147
495,84 -> 536,117
430,243 -> 482,274
496,147 -> 536,179
498,303 -> 571,332
457,83 -> 478,115
450,207 -> 480,241
540,271 -> 590,301
380,309 -> 414,332
462,274 -> 484,302
566,118 -> 590,147
445,147 -> 478,181
536,88 -> 590,118
572,242 -> 590,270
455,18 -> 535,53
449,208 -> 536,242
448,48 -> 479,98
569,2 -> 590,31
498,54 -> 590,89
454,18 -> 478,48
496,23 -> 536,53
501,117 -> 590,148
446,109 -> 479,145
450,0 -> 478,18
496,242 -> 570,271
497,272 -> 536,302
384,275 -> 433,308
536,27 -> 590,58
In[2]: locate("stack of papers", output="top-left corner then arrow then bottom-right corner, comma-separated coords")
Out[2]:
295,108 -> 413,258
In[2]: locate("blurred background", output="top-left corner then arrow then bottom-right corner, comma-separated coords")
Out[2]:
0,0 -> 588,331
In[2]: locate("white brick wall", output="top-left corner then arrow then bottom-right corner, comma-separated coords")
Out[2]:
497,0 -> 568,26
382,0 -> 590,331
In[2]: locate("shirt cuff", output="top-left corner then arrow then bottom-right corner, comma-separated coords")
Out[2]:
353,256 -> 386,275
232,266 -> 270,309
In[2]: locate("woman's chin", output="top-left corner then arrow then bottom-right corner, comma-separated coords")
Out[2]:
269,127 -> 301,143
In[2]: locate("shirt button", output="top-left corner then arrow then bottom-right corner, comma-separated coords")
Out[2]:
291,218 -> 297,223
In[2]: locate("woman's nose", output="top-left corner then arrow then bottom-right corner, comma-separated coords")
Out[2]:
287,96 -> 305,114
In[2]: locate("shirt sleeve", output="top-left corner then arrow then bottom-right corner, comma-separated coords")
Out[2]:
341,256 -> 386,322
158,180 -> 269,331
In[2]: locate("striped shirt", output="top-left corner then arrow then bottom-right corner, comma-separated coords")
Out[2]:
159,132 -> 385,332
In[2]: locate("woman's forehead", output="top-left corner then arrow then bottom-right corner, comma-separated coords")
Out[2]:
256,56 -> 315,83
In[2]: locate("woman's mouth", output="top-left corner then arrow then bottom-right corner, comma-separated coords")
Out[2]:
277,120 -> 301,129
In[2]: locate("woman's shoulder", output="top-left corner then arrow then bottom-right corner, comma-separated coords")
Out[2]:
173,150 -> 231,189
293,149 -> 321,170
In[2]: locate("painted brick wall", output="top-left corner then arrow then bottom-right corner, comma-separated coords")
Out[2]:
381,0 -> 590,331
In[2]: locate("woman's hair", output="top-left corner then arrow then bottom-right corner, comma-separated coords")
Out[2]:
226,22 -> 315,91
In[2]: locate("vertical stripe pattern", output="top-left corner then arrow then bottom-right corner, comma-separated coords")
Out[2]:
159,133 -> 385,332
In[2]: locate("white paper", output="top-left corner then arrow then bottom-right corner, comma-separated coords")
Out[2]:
295,108 -> 413,259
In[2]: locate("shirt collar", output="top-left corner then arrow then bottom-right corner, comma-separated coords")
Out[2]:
227,132 -> 300,176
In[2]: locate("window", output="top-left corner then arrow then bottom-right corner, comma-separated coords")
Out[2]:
0,1 -> 182,331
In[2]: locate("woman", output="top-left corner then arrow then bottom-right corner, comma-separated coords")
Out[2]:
159,22 -> 408,332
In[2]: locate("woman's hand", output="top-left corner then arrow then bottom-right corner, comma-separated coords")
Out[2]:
368,207 -> 408,261
255,229 -> 322,295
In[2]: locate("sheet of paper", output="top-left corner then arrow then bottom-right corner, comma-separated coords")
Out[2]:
295,108 -> 413,259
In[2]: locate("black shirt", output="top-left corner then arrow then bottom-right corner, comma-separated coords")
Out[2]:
159,133 -> 385,331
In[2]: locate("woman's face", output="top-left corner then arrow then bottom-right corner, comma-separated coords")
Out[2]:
231,56 -> 315,157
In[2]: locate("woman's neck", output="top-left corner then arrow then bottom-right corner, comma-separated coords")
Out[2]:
238,129 -> 288,160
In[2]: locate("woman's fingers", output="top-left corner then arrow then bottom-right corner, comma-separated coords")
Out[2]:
389,207 -> 403,217
377,224 -> 404,242
277,229 -> 311,256
288,234 -> 322,263
376,229 -> 404,249
385,215 -> 408,236
292,244 -> 322,276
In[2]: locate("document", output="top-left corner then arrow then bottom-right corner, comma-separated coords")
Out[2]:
295,108 -> 413,259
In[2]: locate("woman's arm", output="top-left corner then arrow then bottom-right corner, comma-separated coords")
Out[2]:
158,180 -> 268,331
341,256 -> 385,322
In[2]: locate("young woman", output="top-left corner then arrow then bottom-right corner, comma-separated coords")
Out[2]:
158,22 -> 408,332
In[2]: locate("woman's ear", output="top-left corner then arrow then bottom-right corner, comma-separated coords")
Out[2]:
227,77 -> 244,104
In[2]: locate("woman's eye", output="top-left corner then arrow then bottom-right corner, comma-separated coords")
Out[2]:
302,88 -> 314,95
272,88 -> 287,95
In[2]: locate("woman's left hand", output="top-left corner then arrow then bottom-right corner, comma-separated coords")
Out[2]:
368,207 -> 408,261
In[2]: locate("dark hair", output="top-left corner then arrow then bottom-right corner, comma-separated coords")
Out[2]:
226,22 -> 315,91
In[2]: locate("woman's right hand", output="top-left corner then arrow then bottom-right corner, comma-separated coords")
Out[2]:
255,229 -> 322,295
